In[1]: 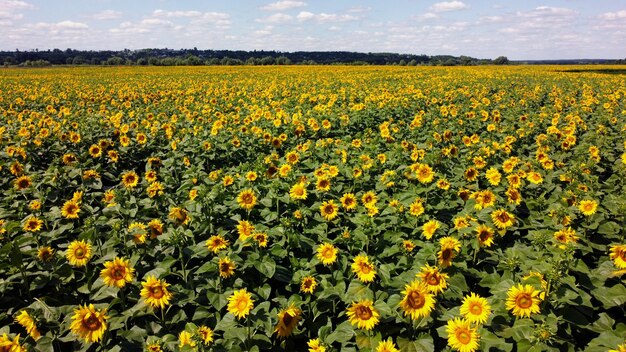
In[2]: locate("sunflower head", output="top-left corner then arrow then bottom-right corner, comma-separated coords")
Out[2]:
70,304 -> 108,343
460,293 -> 491,324
346,300 -> 380,330
66,240 -> 92,267
140,276 -> 173,309
227,288 -> 254,319
100,257 -> 134,288
505,284 -> 542,318
274,304 -> 302,338
400,280 -> 436,320
300,276 -> 317,294
446,318 -> 480,352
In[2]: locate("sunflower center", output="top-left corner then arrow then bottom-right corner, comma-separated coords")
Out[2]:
427,274 -> 440,286
441,248 -> 453,261
407,291 -> 425,309
150,286 -> 164,299
242,194 -> 253,203
282,313 -> 294,326
220,263 -> 231,272
498,212 -> 510,222
479,231 -> 490,241
359,262 -> 372,274
356,306 -> 372,320
75,248 -> 85,258
83,314 -> 102,331
455,329 -> 471,344
470,302 -> 482,315
112,268 -> 125,280
516,293 -> 533,309
322,248 -> 334,258
237,298 -> 249,311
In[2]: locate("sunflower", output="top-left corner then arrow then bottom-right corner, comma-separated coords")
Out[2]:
146,182 -> 164,198
485,167 -> 501,186
14,175 -> 32,190
37,246 -> 54,262
23,216 -> 44,232
472,190 -> 496,210
227,288 -> 254,319
148,219 -> 163,239
218,257 -> 236,278
197,325 -> 214,345
403,240 -> 416,252
422,220 -> 440,240
15,310 -> 40,340
178,331 -> 196,349
446,318 -> 480,352
491,209 -> 514,230
476,224 -> 495,247
319,200 -> 338,221
300,276 -> 317,294
464,167 -> 479,182
316,243 -> 338,265
66,240 -> 92,267
609,343 -> 626,352
290,182 -> 308,200
526,172 -> 543,184
376,338 -> 400,352
438,237 -> 461,267
351,254 -> 376,283
206,235 -> 230,253
29,200 -> 42,211
340,193 -> 358,211
145,342 -> 163,352
578,199 -> 598,216
399,280 -> 436,320
70,304 -> 108,343
361,191 -> 378,206
168,207 -> 190,225
460,293 -> 491,324
100,257 -> 134,288
61,200 -> 81,219
505,284 -> 543,318
417,264 -> 448,294
506,188 -> 522,205
415,163 -> 434,184
609,244 -> 626,269
346,300 -> 379,330
237,220 -> 254,241
308,338 -> 326,352
553,227 -> 578,245
237,189 -> 257,210
140,276 -> 173,309
316,177 -> 331,192
121,170 -> 139,189
409,198 -> 425,217
274,304 -> 302,337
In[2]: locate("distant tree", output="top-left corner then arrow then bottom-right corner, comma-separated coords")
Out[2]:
494,56 -> 509,65
106,56 -> 124,65
137,58 -> 148,66
275,56 -> 291,65
407,59 -> 417,66
399,59 -> 406,66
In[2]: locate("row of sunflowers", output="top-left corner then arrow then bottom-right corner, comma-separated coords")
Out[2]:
0,65 -> 625,351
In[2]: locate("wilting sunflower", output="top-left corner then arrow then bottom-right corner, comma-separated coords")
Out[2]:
346,300 -> 379,330
340,193 -> 358,211
316,243 -> 338,265
290,182 -> 308,200
206,235 -> 230,253
422,220 -> 440,240
376,338 -> 400,352
491,209 -> 515,230
417,264 -> 449,294
308,338 -> 326,352
438,237 -> 461,267
140,276 -> 173,309
578,199 -> 598,216
23,216 -> 44,232
505,284 -> 543,318
148,219 -> 163,239
14,175 -> 32,190
37,246 -> 54,262
66,240 -> 92,267
300,276 -> 317,294
475,225 -> 495,247
70,304 -> 108,343
609,244 -> 626,269
400,280 -> 436,320
61,200 -> 81,219
446,318 -> 480,352
351,254 -> 376,283
460,293 -> 491,324
227,288 -> 254,319
197,325 -> 214,345
319,200 -> 338,221
15,310 -> 40,340
218,257 -> 236,278
237,189 -> 257,210
274,304 -> 302,337
100,257 -> 134,288
121,170 -> 139,189
168,207 -> 190,225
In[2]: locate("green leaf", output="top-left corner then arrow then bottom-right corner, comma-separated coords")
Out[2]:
591,284 -> 626,308
397,334 -> 435,352
257,256 -> 276,278
325,321 -> 355,345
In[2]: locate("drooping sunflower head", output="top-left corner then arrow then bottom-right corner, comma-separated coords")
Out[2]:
438,237 -> 461,267
168,207 -> 190,226
274,304 -> 302,338
422,220 -> 440,240
15,310 -> 41,340
460,292 -> 491,325
70,304 -> 108,343
346,300 -> 380,330
400,280 -> 436,320
197,325 -> 214,345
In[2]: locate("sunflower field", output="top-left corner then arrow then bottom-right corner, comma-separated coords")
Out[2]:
0,65 -> 625,352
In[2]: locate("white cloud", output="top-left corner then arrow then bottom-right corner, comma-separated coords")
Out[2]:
296,11 -> 357,23
296,11 -> 314,21
478,15 -> 503,23
0,10 -> 23,20
429,1 -> 468,13
56,20 -> 88,29
0,0 -> 35,10
416,12 -> 438,20
261,1 -> 306,11
599,10 -> 626,20
346,6 -> 371,14
92,10 -> 122,20
256,13 -> 293,24
153,9 -> 202,18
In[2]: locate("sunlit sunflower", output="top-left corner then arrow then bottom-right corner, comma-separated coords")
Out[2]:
289,182 -> 308,201
168,206 -> 190,225
237,189 -> 257,210
178,331 -> 195,349
400,280 -> 436,320
300,276 -> 317,294
316,243 -> 338,265
148,219 -> 163,239
227,288 -> 254,319
553,227 -> 578,245
609,343 -> 626,352
100,257 -> 134,288
491,209 -> 515,230
438,237 -> 461,267
417,264 -> 449,294
121,170 -> 139,189
460,293 -> 491,324
316,177 -> 331,192
61,200 -> 81,219
140,276 -> 173,309
361,191 -> 378,207
218,257 -> 236,278
14,175 -> 32,190
15,310 -> 40,340
23,216 -> 43,232
578,199 -> 598,216
308,338 -> 326,352
340,193 -> 358,211
375,338 -> 399,352
609,244 -> 626,269
206,235 -> 230,253
66,240 -> 92,267
88,144 -> 102,158
274,304 -> 302,337
37,246 -> 54,262
505,284 -> 542,318
319,200 -> 338,221
409,198 -> 425,217
237,220 -> 254,242
464,167 -> 479,182
351,254 -> 376,283
485,167 -> 501,186
475,224 -> 495,247
197,325 -> 214,345
422,220 -> 440,240
70,304 -> 108,343
446,318 -> 480,352
346,299 -> 379,330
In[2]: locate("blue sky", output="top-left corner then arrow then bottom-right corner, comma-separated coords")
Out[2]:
1,0 -> 625,59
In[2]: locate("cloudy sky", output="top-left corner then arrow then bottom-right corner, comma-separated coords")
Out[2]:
1,0 -> 625,60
